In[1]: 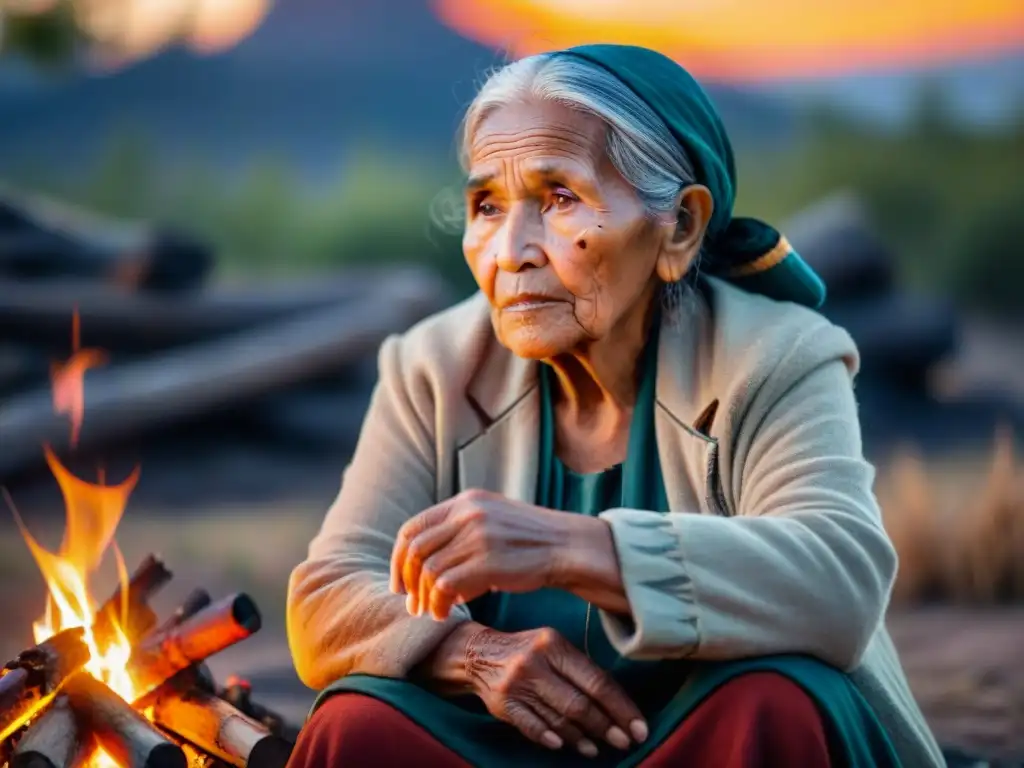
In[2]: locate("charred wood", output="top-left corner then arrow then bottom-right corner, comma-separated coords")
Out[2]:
0,272 -> 448,480
216,682 -> 299,744
10,696 -> 91,768
0,266 -> 445,353
63,673 -> 186,768
783,193 -> 896,303
0,190 -> 212,293
93,555 -> 173,646
0,345 -> 49,397
0,629 -> 90,742
149,687 -> 291,768
129,595 -> 261,701
825,293 -> 958,388
148,590 -> 212,640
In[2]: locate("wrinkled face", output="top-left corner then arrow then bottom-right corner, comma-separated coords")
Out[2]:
463,99 -> 666,360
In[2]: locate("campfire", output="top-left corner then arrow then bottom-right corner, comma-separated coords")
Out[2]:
0,314 -> 297,768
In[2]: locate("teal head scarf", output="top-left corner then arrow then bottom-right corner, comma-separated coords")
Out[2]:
557,44 -> 826,309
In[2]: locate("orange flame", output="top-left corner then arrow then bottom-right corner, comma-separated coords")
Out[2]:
51,310 -> 107,449
12,313 -> 142,768
432,0 -> 1024,82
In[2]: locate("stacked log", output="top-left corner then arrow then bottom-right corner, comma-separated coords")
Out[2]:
0,188 -> 452,485
785,192 -> 1024,455
0,555 -> 299,768
784,191 -> 959,390
0,186 -> 212,294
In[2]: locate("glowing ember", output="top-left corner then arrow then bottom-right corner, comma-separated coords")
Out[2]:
11,311 -> 142,768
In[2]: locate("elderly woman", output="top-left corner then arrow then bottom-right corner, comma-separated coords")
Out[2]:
286,45 -> 943,767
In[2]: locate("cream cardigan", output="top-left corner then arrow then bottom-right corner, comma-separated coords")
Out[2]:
288,277 -> 944,767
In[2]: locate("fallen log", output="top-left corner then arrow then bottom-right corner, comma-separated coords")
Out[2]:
0,188 -> 212,293
149,687 -> 291,768
0,266 -> 445,353
93,554 -> 173,646
0,629 -> 90,742
855,379 -> 1024,458
241,387 -> 372,450
0,345 -> 49,397
0,271 -> 449,479
10,695 -> 91,768
63,673 -> 186,768
783,192 -> 895,303
129,594 -> 261,701
824,292 -> 958,388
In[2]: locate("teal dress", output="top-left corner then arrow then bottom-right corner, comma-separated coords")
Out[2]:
312,331 -> 900,767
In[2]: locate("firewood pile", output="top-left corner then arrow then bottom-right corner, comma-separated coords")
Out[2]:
0,187 -> 453,487
0,554 -> 298,768
784,192 -> 959,390
783,192 -> 1024,454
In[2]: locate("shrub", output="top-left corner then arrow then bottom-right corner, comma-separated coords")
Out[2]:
880,428 -> 1024,606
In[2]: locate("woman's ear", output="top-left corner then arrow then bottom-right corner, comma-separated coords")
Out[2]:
656,184 -> 714,283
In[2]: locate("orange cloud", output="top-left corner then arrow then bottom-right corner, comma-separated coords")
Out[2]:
432,0 -> 1024,81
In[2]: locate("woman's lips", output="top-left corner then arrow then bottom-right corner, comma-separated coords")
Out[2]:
501,295 -> 564,311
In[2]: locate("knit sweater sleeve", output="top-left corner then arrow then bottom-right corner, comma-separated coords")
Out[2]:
598,327 -> 898,671
286,335 -> 469,689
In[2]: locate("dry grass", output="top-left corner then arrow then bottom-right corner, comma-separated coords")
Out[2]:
880,427 -> 1024,606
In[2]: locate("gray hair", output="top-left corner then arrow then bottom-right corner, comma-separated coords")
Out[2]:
455,53 -> 702,309
460,53 -> 696,215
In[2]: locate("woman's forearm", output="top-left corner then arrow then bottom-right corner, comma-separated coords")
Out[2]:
552,516 -> 631,615
412,621 -> 488,696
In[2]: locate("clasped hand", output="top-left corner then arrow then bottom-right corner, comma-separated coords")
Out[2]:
390,489 -> 646,757
389,488 -> 589,621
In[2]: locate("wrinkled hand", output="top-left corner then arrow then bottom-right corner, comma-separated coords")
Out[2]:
466,626 -> 647,757
390,489 -> 581,621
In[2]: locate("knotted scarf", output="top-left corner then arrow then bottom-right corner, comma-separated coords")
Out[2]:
559,44 -> 826,308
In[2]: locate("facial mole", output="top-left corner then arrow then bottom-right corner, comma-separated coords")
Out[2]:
576,238 -> 587,250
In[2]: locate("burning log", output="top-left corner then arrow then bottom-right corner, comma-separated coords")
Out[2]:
63,673 -> 186,768
0,629 -> 90,742
93,555 -> 174,646
10,696 -> 91,768
1,549 -> 300,768
149,590 -> 212,639
157,733 -> 221,768
217,681 -> 299,744
0,271 -> 450,480
129,595 -> 261,701
149,687 -> 292,768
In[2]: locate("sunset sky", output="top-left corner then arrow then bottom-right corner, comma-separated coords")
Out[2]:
432,0 -> 1024,82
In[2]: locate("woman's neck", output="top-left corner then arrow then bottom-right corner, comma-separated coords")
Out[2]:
546,297 -> 656,428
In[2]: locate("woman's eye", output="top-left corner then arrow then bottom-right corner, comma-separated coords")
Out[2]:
551,188 -> 579,210
475,200 -> 500,217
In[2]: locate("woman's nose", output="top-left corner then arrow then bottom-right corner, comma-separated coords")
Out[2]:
495,205 -> 547,272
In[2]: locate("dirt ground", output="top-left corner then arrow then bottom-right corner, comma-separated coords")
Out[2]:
888,608 -> 1024,762
0,506 -> 1022,763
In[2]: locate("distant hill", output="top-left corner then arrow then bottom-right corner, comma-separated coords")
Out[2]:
0,0 -> 797,181
1,0 -> 1018,182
